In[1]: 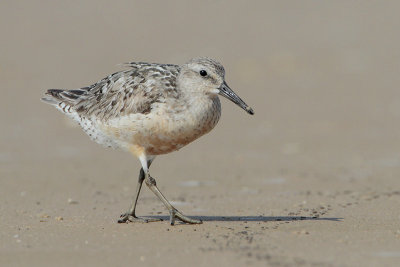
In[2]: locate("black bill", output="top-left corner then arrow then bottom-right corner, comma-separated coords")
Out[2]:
218,82 -> 254,115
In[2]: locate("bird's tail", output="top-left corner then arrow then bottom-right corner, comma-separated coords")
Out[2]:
41,88 -> 86,105
41,88 -> 86,117
41,89 -> 65,105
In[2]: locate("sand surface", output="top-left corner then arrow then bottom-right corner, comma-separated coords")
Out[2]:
1,1 -> 400,266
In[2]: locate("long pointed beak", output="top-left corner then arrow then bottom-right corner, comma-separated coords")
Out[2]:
218,82 -> 254,115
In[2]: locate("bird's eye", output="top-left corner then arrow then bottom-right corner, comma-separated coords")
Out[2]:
200,70 -> 207,77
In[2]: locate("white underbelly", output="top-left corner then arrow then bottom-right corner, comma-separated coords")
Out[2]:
90,96 -> 221,155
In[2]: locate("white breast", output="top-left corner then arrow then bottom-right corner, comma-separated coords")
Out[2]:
95,95 -> 221,155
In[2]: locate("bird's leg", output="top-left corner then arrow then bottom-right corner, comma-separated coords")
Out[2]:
145,174 -> 202,225
118,161 -> 161,223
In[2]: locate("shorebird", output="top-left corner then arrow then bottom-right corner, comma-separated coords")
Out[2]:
42,57 -> 254,225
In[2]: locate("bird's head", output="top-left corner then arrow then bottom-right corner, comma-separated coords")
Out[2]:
178,57 -> 254,115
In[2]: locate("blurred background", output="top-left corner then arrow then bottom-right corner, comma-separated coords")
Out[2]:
2,1 -> 400,166
1,1 -> 400,266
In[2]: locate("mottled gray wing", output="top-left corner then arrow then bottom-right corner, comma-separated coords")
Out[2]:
44,63 -> 180,120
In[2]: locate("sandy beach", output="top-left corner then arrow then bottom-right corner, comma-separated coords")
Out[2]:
1,1 -> 400,266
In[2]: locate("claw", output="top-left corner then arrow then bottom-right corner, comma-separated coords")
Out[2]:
169,210 -> 176,225
168,209 -> 202,225
118,213 -> 162,223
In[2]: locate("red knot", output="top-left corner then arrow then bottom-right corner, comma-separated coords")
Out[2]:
42,57 -> 254,225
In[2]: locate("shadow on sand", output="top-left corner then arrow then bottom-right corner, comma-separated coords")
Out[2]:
147,215 -> 342,222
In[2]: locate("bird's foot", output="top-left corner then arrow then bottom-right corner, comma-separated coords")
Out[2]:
169,209 -> 202,225
118,213 -> 162,223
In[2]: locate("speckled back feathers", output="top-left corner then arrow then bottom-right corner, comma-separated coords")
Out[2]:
43,63 -> 181,121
